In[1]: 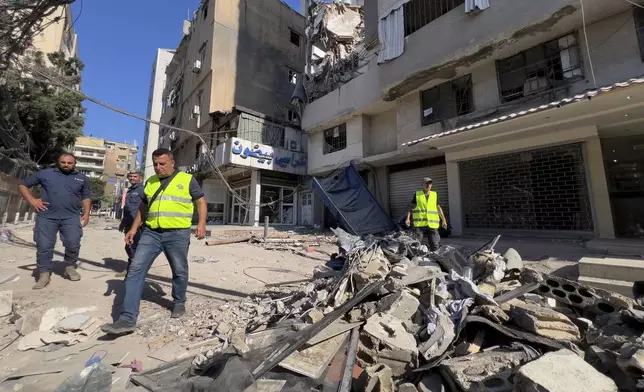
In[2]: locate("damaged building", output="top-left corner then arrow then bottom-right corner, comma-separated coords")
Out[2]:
156,0 -> 309,226
302,0 -> 644,249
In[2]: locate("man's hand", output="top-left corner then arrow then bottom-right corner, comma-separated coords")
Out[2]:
405,218 -> 411,227
441,220 -> 448,230
195,224 -> 207,240
81,214 -> 90,227
30,199 -> 48,212
125,229 -> 137,245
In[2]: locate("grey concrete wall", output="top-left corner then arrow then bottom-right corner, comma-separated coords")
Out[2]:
368,108 -> 397,156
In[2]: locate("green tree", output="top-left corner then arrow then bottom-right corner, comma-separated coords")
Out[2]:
3,51 -> 85,166
89,178 -> 106,202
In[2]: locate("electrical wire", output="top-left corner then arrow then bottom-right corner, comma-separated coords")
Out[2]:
580,0 -> 597,88
21,65 -> 301,209
624,0 -> 644,8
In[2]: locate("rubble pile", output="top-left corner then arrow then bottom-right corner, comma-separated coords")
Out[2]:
131,229 -> 644,392
305,0 -> 366,102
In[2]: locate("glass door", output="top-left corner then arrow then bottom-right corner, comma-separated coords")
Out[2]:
230,186 -> 250,225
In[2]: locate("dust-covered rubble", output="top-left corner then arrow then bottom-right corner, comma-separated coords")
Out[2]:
129,228 -> 644,392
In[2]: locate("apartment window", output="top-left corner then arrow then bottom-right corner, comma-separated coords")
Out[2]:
202,1 -> 208,20
195,142 -> 202,159
288,68 -> 299,85
116,164 -> 126,169
404,0 -> 465,37
497,33 -> 583,102
290,29 -> 301,46
421,74 -> 473,126
287,109 -> 296,122
635,7 -> 644,61
323,123 -> 347,154
117,155 -> 127,161
118,146 -> 127,151
198,42 -> 207,64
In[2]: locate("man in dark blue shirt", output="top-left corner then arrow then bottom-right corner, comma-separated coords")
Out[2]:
18,153 -> 92,289
116,171 -> 144,278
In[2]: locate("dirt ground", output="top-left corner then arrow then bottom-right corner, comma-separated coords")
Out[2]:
0,219 -> 629,390
0,218 -> 329,391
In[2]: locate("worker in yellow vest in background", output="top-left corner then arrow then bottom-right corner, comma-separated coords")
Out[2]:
102,148 -> 207,336
405,177 -> 448,251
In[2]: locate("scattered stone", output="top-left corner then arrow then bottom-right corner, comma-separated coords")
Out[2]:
440,349 -> 531,391
473,305 -> 509,324
398,382 -> 418,392
515,349 -> 618,392
216,322 -> 232,335
355,364 -> 394,392
377,291 -> 420,321
0,290 -> 12,317
510,302 -> 581,341
231,328 -> 250,354
306,309 -> 324,324
503,248 -> 523,270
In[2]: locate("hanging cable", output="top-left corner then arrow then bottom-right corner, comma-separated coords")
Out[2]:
580,0 -> 597,88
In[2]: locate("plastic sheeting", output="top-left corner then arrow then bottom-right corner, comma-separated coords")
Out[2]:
313,164 -> 396,235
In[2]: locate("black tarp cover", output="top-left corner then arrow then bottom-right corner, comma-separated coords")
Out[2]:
312,163 -> 396,235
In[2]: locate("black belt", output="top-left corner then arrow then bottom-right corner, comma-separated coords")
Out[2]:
144,226 -> 188,233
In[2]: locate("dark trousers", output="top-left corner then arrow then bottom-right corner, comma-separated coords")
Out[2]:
119,228 -> 191,324
415,227 -> 440,252
124,227 -> 142,264
34,216 -> 83,273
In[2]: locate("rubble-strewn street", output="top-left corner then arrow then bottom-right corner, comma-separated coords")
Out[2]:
0,219 -> 642,391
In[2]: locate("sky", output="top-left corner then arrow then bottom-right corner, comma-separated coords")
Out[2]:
72,0 -> 301,157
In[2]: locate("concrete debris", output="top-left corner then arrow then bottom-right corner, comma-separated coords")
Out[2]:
0,290 -> 13,317
515,349 -> 618,392
509,301 -> 581,341
123,232 -> 644,391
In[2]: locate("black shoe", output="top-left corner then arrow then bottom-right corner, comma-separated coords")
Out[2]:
171,304 -> 185,319
101,319 -> 136,335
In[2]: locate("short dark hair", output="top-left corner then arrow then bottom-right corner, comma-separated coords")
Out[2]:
58,152 -> 77,162
127,170 -> 143,176
152,148 -> 173,160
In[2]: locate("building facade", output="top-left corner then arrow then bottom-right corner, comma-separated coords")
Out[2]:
159,0 -> 307,226
73,136 -> 138,208
31,4 -> 78,61
303,0 -> 644,241
142,49 -> 175,180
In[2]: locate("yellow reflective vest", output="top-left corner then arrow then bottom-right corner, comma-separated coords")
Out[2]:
412,190 -> 440,229
144,172 -> 194,229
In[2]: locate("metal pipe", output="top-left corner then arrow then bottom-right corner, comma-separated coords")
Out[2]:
339,327 -> 361,392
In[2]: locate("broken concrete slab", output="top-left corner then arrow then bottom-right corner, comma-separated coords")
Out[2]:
305,309 -> 324,324
355,364 -> 395,392
515,349 -> 618,392
17,331 -> 69,351
509,302 -> 580,341
243,380 -> 287,392
307,320 -> 362,345
503,248 -> 523,270
377,290 -> 419,321
279,331 -> 348,379
363,314 -> 418,356
418,310 -> 454,362
55,314 -> 91,332
0,290 -> 12,317
17,311 -> 41,336
472,305 -> 509,324
398,383 -> 418,392
440,349 -> 530,391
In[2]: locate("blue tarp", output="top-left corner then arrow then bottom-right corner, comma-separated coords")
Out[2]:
312,163 -> 396,235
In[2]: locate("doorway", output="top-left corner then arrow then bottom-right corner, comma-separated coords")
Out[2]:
299,192 -> 313,226
601,135 -> 644,238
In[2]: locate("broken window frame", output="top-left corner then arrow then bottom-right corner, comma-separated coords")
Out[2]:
289,29 -> 301,47
323,123 -> 347,155
404,0 -> 465,37
496,33 -> 584,103
420,74 -> 474,127
634,6 -> 644,61
288,68 -> 299,85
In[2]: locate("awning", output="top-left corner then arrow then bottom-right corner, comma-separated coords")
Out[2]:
402,77 -> 644,147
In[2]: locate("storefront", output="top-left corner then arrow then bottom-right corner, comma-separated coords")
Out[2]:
601,135 -> 644,238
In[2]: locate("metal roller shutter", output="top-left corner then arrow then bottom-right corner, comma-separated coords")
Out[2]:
389,165 -> 449,222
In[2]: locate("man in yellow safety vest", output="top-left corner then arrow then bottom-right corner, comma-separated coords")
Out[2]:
101,148 -> 207,336
405,177 -> 447,251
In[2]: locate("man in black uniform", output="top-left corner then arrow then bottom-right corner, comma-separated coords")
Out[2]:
18,153 -> 91,289
117,171 -> 144,277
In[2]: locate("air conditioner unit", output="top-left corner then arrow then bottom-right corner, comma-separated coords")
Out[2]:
192,105 -> 201,116
192,60 -> 202,73
286,139 -> 299,152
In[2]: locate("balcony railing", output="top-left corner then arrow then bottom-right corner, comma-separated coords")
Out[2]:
403,0 -> 465,37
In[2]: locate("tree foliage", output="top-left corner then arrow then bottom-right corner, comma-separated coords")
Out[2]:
3,51 -> 85,166
89,177 -> 106,201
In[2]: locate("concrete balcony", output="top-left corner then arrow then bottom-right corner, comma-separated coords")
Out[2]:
76,161 -> 104,170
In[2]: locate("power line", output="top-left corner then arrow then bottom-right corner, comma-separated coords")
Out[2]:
21,65 -> 301,209
580,0 -> 597,88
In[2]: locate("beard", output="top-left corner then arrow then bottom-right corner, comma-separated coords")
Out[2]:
59,167 -> 74,174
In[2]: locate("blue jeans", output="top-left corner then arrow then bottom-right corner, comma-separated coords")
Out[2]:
119,228 -> 191,324
34,216 -> 83,273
